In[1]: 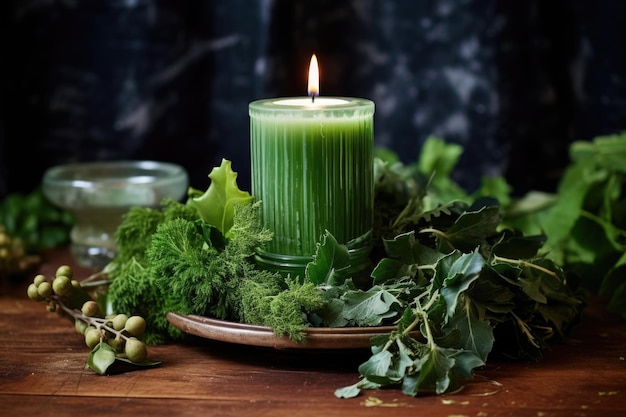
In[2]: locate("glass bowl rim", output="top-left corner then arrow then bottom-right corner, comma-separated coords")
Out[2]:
42,160 -> 188,189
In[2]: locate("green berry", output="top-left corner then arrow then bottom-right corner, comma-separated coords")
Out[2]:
52,275 -> 72,296
75,319 -> 88,335
56,265 -> 73,279
37,281 -> 53,298
33,274 -> 47,287
107,337 -> 124,353
124,316 -> 146,337
112,314 -> 128,331
81,301 -> 100,317
27,283 -> 42,301
84,327 -> 101,348
124,338 -> 148,363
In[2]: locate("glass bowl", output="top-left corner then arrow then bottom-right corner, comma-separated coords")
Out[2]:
43,160 -> 188,268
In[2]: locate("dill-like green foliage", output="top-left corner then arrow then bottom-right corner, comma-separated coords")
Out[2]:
107,199 -> 201,343
146,218 -> 221,317
146,201 -> 291,322
238,275 -> 325,343
112,199 -> 198,265
114,207 -> 163,264
108,200 -> 328,345
106,256 -> 176,344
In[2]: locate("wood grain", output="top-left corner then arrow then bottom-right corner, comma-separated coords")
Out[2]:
1,247 -> 625,416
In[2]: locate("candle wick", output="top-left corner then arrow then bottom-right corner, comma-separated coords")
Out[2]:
311,95 -> 315,104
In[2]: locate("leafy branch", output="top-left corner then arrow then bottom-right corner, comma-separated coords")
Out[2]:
27,266 -> 160,375
491,255 -> 559,280
324,138 -> 587,397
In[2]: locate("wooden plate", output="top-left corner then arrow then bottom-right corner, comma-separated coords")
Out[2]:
166,312 -> 399,350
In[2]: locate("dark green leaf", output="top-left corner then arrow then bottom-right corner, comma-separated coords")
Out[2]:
600,252 -> 626,295
358,350 -> 394,385
305,231 -> 351,286
316,298 -> 348,327
197,221 -> 226,251
383,232 -> 420,264
431,250 -> 463,295
345,229 -> 373,251
371,258 -> 406,284
104,357 -> 162,375
403,345 -> 457,395
518,273 -> 548,304
451,350 -> 485,379
467,266 -> 517,316
437,206 -> 502,253
440,250 -> 485,319
389,339 -> 416,380
607,282 -> 626,320
444,297 -> 494,362
340,286 -> 401,326
491,233 -> 546,259
418,200 -> 466,225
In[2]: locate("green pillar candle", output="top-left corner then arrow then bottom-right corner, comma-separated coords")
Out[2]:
249,97 -> 375,279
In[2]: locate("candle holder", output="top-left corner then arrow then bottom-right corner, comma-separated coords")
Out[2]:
249,97 -> 375,281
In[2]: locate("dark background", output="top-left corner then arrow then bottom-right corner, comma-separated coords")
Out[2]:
1,0 -> 625,199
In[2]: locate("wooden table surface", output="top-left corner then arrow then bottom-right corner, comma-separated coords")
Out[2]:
1,247 -> 625,417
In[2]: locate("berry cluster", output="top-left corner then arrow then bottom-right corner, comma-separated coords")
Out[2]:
0,225 -> 39,277
27,265 -> 149,364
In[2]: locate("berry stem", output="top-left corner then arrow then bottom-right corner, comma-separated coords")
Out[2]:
52,295 -> 131,343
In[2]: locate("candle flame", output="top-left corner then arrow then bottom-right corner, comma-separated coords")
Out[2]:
308,54 -> 319,99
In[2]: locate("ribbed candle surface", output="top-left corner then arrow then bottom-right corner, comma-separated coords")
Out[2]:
249,97 -> 374,277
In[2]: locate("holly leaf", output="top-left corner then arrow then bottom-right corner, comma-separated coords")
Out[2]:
382,231 -> 420,264
451,350 -> 486,379
518,273 -> 548,304
339,285 -> 402,326
305,230 -> 351,286
435,205 -> 502,253
358,336 -> 415,384
444,297 -> 494,362
491,232 -> 546,259
371,258 -> 406,283
438,250 -> 485,319
187,159 -> 253,236
383,231 -> 442,267
467,265 -> 517,315
316,297 -> 348,327
401,344 -> 458,395
358,350 -> 394,385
